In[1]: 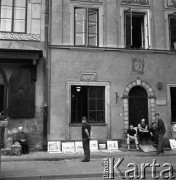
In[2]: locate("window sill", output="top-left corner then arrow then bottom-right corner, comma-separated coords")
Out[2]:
69,123 -> 107,126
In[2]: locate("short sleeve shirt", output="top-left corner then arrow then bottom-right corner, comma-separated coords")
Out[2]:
127,129 -> 136,136
82,122 -> 91,139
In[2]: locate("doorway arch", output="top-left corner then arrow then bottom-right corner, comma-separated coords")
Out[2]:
123,79 -> 156,134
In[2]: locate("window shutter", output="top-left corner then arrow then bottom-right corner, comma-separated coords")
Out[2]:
125,8 -> 132,48
169,13 -> 176,50
145,13 -> 150,49
8,66 -> 35,118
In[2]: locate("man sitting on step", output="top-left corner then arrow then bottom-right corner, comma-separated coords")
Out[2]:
127,124 -> 139,150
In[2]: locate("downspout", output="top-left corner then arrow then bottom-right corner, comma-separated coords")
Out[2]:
43,0 -> 50,151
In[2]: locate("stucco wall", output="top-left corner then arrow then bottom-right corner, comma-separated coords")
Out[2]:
49,48 -> 176,141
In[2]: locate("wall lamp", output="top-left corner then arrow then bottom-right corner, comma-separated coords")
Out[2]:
157,82 -> 162,90
76,86 -> 81,92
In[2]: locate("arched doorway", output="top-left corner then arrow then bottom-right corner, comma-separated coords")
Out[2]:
129,86 -> 148,127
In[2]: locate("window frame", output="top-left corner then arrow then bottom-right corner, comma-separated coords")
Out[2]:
120,7 -> 151,49
168,12 -> 176,50
167,83 -> 176,125
70,2 -> 103,47
67,81 -> 110,125
0,0 -> 27,33
164,10 -> 176,50
74,7 -> 99,47
71,85 -> 105,123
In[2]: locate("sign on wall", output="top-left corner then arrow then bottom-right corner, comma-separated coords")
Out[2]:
156,98 -> 167,106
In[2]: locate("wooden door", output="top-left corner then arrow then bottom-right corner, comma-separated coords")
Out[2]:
129,86 -> 148,127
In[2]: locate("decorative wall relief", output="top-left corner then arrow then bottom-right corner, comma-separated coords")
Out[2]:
166,0 -> 176,8
0,32 -> 40,41
132,58 -> 144,75
80,72 -> 97,81
121,0 -> 150,5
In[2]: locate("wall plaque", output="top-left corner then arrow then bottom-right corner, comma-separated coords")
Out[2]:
156,98 -> 167,106
166,0 -> 176,8
132,58 -> 144,75
81,73 -> 97,81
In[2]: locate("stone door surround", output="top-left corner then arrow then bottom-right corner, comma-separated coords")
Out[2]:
123,79 -> 156,134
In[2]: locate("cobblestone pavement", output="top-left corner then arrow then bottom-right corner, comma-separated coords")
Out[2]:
0,150 -> 176,179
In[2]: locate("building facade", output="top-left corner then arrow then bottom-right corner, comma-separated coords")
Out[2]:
47,0 -> 176,144
0,0 -> 46,150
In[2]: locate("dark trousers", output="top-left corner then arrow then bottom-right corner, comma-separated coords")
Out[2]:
82,138 -> 90,160
151,134 -> 158,144
138,131 -> 150,142
157,133 -> 164,153
18,141 -> 29,154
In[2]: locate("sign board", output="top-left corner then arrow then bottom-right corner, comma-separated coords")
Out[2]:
169,139 -> 176,149
48,141 -> 61,153
90,140 -> 99,151
75,141 -> 83,153
107,140 -> 119,151
156,98 -> 167,106
62,142 -> 75,153
99,143 -> 107,150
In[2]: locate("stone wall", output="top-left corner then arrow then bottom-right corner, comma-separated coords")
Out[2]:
6,107 -> 44,151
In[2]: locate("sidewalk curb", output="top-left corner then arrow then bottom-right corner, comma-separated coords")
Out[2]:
1,150 -> 176,162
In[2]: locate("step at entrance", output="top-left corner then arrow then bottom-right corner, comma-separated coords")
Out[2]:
139,144 -> 157,152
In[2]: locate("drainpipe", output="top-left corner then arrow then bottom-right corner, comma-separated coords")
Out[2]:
42,0 -> 50,151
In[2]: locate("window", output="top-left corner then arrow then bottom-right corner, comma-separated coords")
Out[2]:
169,13 -> 176,50
71,86 -> 105,123
170,87 -> 176,123
74,7 -> 99,46
0,0 -> 27,32
124,9 -> 150,49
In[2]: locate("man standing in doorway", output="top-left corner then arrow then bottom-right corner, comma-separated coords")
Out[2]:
81,116 -> 91,162
155,113 -> 166,155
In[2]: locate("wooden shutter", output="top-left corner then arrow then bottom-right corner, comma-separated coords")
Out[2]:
8,66 -> 35,118
125,8 -> 132,48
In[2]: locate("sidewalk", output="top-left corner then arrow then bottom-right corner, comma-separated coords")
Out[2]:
1,148 -> 176,162
1,149 -> 176,180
